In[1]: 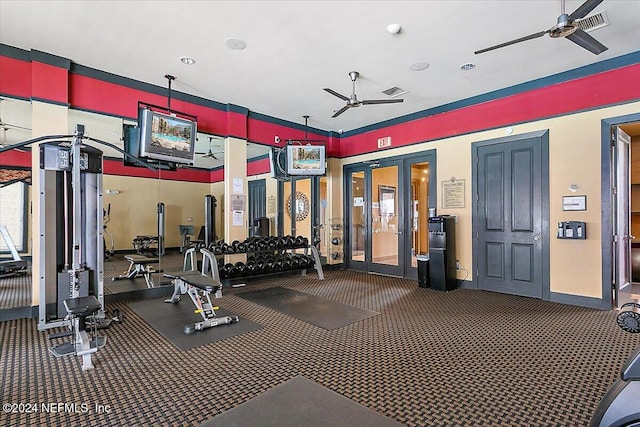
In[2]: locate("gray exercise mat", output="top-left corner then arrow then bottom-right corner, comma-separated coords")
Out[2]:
237,286 -> 378,330
128,297 -> 261,351
200,376 -> 404,427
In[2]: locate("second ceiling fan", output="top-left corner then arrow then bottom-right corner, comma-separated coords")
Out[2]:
475,0 -> 608,55
324,71 -> 403,118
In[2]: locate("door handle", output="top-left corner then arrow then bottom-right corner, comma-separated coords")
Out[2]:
396,231 -> 403,235
533,234 -> 541,241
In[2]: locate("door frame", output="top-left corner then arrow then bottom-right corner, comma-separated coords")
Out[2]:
344,150 -> 437,278
402,150 -> 437,280
471,129 -> 550,299
248,178 -> 266,236
601,112 -> 640,310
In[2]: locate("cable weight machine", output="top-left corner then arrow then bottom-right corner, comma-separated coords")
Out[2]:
1,124 -> 154,371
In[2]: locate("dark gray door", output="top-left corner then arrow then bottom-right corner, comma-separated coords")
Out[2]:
248,179 -> 266,235
475,133 -> 547,298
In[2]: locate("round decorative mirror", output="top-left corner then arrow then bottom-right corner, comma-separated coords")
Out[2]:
287,191 -> 310,221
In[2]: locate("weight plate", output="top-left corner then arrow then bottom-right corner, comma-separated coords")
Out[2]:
617,307 -> 640,333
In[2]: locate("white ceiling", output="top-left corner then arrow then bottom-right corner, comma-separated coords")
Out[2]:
1,0 -> 639,134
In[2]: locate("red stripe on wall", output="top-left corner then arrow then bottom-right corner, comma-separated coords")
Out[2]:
339,63 -> 640,157
103,158 -> 212,183
0,149 -> 32,167
0,56 -> 31,98
32,61 -> 68,104
247,157 -> 270,176
71,74 -> 166,120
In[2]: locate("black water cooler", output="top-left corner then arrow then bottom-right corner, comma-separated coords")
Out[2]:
428,216 -> 457,291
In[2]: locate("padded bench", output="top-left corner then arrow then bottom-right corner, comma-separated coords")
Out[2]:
112,254 -> 159,288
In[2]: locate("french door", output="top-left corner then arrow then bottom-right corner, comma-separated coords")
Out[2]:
344,151 -> 436,278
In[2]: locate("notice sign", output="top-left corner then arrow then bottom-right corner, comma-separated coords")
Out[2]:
442,178 -> 465,209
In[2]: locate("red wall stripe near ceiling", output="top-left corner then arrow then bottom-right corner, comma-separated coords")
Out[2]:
339,63 -> 640,157
32,61 -> 68,104
247,157 -> 270,176
0,56 -> 31,99
0,149 -> 31,168
103,158 -> 213,183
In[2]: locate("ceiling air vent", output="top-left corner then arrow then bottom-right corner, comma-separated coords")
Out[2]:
575,11 -> 610,32
382,87 -> 407,97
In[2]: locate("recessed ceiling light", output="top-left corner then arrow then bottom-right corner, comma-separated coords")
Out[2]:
460,62 -> 476,71
180,56 -> 195,65
225,38 -> 247,50
410,61 -> 430,71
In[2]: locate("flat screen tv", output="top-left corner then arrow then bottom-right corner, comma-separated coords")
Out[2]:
286,144 -> 325,176
138,108 -> 197,165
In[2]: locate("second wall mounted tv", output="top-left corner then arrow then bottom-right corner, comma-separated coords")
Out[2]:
286,144 -> 326,176
138,108 -> 197,165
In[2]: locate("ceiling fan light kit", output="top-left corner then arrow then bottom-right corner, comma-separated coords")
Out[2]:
474,0 -> 608,55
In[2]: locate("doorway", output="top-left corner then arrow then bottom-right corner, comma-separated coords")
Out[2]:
605,115 -> 640,309
248,179 -> 266,236
344,151 -> 436,278
472,130 -> 550,299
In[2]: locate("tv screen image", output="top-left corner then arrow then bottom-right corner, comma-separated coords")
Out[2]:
286,145 -> 326,176
139,109 -> 197,165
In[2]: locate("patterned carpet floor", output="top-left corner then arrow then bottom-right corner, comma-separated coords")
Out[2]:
1,269 -> 639,426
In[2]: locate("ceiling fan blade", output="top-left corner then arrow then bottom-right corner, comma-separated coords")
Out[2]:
324,88 -> 350,102
0,122 -> 31,131
474,30 -> 548,54
361,99 -> 404,105
568,0 -> 604,21
566,28 -> 608,54
331,105 -> 351,118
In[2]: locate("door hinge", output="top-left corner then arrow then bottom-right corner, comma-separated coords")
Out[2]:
613,235 -> 618,242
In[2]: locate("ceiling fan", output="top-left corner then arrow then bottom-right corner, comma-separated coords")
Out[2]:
0,98 -> 32,133
324,71 -> 403,118
0,98 -> 31,148
196,137 -> 223,159
474,0 -> 608,55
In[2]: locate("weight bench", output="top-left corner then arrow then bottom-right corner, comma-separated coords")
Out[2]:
163,248 -> 239,334
112,254 -> 159,288
49,295 -> 107,371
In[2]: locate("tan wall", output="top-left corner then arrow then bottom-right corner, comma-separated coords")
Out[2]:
339,101 -> 640,299
103,175 -> 213,250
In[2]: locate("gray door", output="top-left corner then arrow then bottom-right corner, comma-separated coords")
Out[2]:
248,179 -> 266,235
613,126 -> 632,308
474,132 -> 548,298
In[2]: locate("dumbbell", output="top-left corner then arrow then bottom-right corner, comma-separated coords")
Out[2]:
237,242 -> 247,252
218,264 -> 229,279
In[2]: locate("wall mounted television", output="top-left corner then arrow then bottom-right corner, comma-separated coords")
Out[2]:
269,147 -> 290,180
286,144 -> 326,176
138,108 -> 197,165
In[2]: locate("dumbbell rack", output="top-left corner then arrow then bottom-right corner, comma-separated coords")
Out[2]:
329,218 -> 344,263
205,236 -> 324,282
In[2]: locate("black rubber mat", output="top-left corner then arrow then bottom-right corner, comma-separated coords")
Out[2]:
200,376 -> 404,427
128,297 -> 262,351
237,286 -> 378,330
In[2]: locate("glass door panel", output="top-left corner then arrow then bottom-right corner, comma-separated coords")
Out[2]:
350,171 -> 365,264
370,164 -> 402,275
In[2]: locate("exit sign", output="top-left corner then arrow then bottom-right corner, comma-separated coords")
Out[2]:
377,136 -> 391,148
